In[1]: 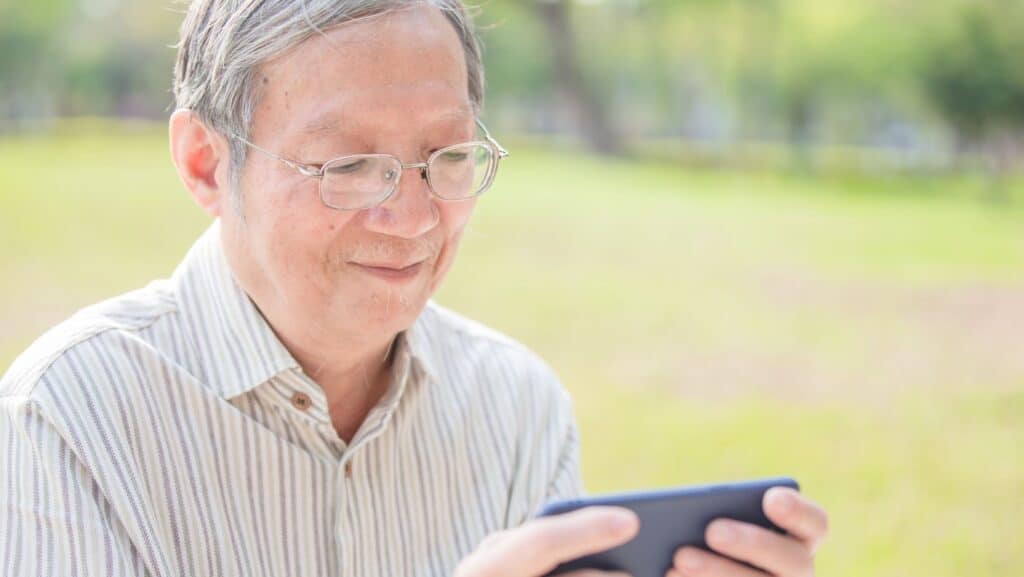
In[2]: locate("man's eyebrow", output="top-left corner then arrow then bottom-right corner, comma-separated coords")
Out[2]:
300,104 -> 476,136
430,103 -> 476,125
300,115 -> 352,137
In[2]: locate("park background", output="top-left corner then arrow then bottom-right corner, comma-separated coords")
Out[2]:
1,0 -> 1022,575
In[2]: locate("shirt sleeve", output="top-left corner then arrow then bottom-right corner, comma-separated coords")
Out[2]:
543,410 -> 586,504
503,357 -> 586,527
0,396 -> 145,576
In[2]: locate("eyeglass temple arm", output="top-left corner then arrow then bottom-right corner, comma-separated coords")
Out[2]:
475,118 -> 509,159
232,134 -> 324,177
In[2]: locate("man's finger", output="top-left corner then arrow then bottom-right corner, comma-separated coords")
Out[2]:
501,507 -> 639,575
763,487 -> 829,551
671,546 -> 770,577
703,519 -> 812,576
456,506 -> 639,577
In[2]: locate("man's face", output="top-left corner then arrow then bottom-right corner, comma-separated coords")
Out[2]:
222,5 -> 477,342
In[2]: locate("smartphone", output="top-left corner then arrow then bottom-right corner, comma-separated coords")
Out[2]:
536,477 -> 799,577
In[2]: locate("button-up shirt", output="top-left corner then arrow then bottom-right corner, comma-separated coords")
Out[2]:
0,222 -> 583,577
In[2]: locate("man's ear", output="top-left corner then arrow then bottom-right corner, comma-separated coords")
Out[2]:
169,109 -> 231,217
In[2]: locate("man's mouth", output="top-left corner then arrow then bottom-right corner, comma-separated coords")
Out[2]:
349,260 -> 426,282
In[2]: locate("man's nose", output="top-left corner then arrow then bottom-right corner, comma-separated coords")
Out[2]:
362,165 -> 439,239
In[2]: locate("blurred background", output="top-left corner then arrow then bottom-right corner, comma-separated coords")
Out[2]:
1,0 -> 1022,576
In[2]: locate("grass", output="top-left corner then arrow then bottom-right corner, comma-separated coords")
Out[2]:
1,120 -> 1022,577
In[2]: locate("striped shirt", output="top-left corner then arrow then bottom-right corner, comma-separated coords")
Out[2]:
0,222 -> 583,577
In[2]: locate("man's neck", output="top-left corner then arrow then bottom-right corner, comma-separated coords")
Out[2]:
272,321 -> 398,444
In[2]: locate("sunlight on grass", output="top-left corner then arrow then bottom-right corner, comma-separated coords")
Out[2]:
1,121 -> 1021,577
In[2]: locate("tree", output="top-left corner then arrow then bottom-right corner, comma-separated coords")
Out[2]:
922,3 -> 1024,194
0,0 -> 74,128
533,0 -> 623,155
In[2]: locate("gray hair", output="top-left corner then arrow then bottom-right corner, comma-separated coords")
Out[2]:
172,0 -> 484,191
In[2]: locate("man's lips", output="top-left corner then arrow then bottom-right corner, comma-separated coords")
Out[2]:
349,260 -> 427,281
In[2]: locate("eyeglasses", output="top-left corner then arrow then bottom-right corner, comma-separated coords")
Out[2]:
230,119 -> 509,211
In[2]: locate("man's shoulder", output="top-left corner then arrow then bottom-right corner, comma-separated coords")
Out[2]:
0,280 -> 179,402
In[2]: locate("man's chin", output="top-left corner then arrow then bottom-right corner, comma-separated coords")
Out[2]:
358,287 -> 430,328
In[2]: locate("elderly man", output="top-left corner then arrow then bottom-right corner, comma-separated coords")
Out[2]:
0,1 -> 827,576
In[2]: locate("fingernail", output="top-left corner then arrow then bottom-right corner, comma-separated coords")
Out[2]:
679,549 -> 704,572
609,509 -> 638,532
774,491 -> 795,514
709,521 -> 736,544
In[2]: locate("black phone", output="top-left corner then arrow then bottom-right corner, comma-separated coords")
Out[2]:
536,477 -> 799,577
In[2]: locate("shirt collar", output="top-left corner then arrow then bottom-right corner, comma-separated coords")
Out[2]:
172,221 -> 438,399
403,307 -> 439,384
172,221 -> 299,398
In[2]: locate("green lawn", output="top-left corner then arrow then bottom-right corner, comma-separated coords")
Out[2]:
2,120 -> 1022,576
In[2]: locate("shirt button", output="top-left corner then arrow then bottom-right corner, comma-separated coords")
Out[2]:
344,461 -> 353,478
290,391 -> 312,411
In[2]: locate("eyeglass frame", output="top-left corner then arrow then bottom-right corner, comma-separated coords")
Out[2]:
228,118 -> 510,211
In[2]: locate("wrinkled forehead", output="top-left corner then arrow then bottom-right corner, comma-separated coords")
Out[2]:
252,4 -> 473,141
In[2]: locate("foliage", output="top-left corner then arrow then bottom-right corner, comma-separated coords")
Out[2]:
4,1 -> 1024,165
922,2 -> 1024,140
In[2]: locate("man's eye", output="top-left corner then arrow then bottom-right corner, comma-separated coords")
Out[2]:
438,150 -> 470,163
327,159 -> 368,174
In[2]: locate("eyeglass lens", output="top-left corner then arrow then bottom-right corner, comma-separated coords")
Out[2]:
319,143 -> 496,210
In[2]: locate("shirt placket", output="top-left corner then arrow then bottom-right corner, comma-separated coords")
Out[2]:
266,370 -> 347,460
335,347 -> 415,576
258,342 -> 416,576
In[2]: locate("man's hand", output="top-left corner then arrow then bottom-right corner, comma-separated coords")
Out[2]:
454,506 -> 640,577
669,487 -> 829,577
